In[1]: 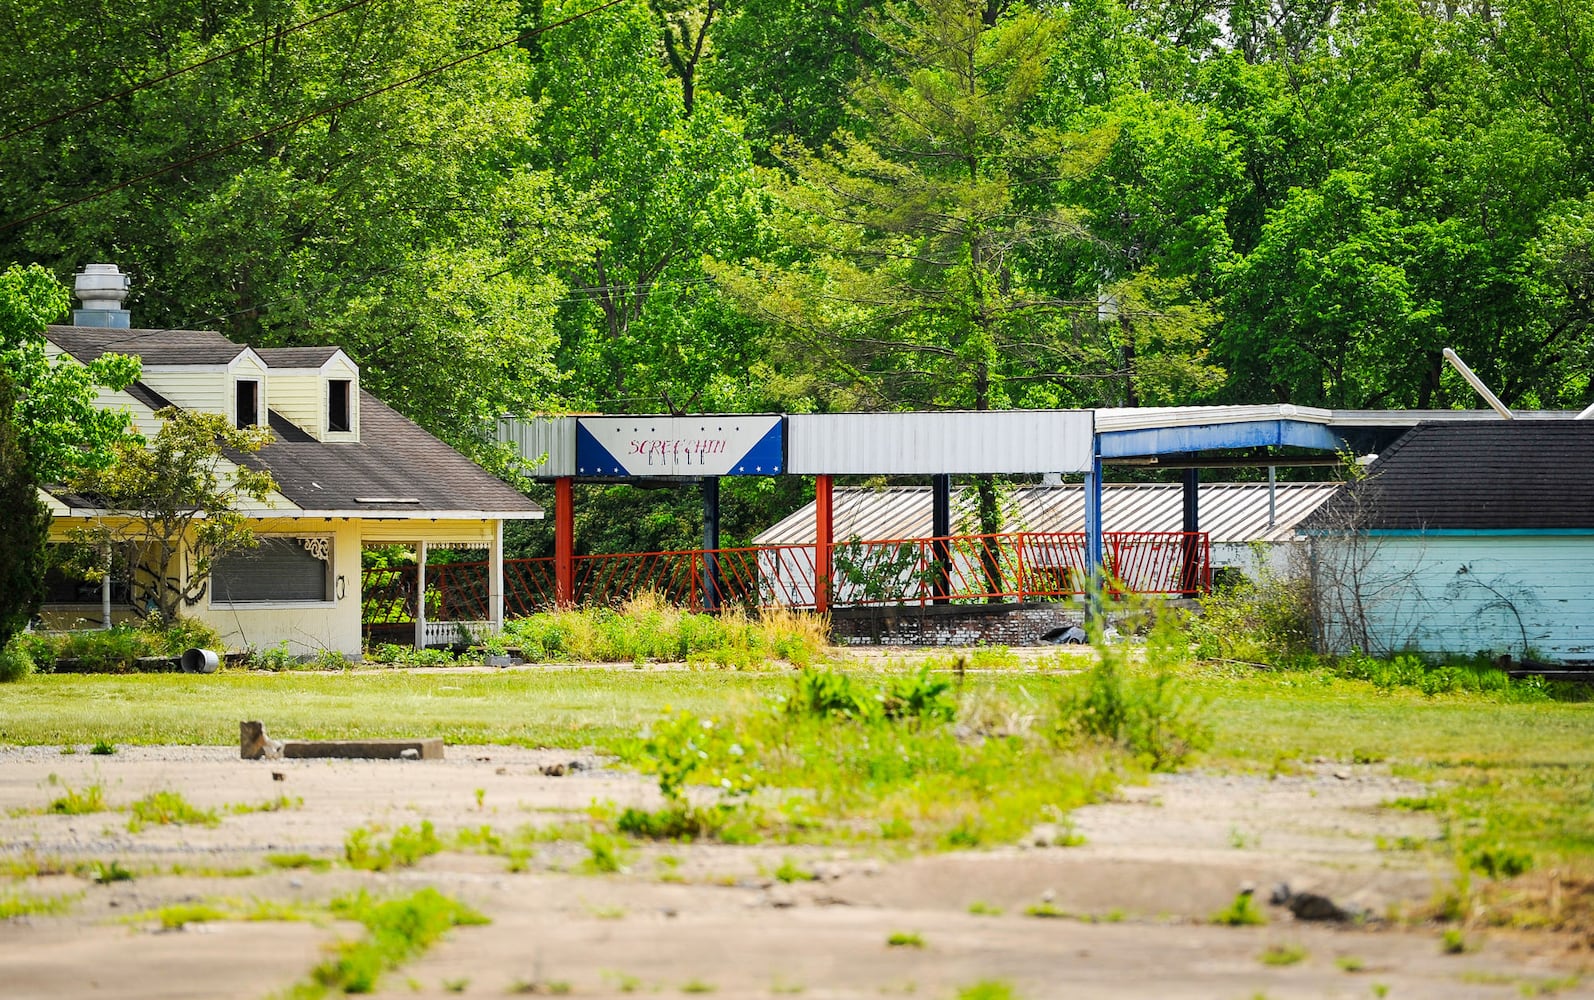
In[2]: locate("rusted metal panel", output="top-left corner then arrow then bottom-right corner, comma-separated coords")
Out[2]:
786,411 -> 1093,475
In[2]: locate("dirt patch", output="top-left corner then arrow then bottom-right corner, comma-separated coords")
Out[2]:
0,746 -> 1586,999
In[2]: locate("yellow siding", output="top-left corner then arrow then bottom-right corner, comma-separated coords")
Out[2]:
139,369 -> 227,414
268,374 -> 324,439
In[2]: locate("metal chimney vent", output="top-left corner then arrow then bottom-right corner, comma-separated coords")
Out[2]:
72,263 -> 131,328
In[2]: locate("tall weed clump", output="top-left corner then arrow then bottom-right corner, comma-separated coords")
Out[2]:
1057,607 -> 1211,771
502,593 -> 825,667
1190,559 -> 1315,664
711,667 -> 1114,849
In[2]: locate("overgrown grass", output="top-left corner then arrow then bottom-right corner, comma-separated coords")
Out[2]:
503,593 -> 827,668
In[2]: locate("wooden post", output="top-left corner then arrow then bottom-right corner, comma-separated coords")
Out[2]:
815,474 -> 833,614
489,519 -> 505,632
414,541 -> 428,650
555,476 -> 574,606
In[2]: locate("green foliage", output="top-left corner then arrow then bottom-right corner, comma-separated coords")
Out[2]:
786,666 -> 954,725
344,822 -> 444,872
67,407 -> 277,622
1057,619 -> 1212,771
582,832 -> 631,874
22,620 -> 226,673
1210,892 -> 1267,927
127,790 -> 219,832
954,982 -> 1021,1000
885,931 -> 924,948
1192,564 -> 1315,663
1259,943 -> 1307,966
502,598 -> 824,668
0,644 -> 34,683
305,889 -> 489,995
0,370 -> 50,653
89,739 -> 115,755
47,781 -> 108,815
0,889 -> 79,919
0,264 -> 140,484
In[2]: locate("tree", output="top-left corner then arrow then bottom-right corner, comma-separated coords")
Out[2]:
0,264 -> 139,482
0,0 -> 562,455
0,371 -> 51,652
0,263 -> 137,653
529,0 -> 766,414
713,0 -> 1108,590
68,408 -> 277,622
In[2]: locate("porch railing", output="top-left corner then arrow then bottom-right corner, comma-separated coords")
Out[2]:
361,531 -> 1209,624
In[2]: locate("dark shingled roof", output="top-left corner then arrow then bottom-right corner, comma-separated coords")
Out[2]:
256,346 -> 343,367
46,326 -> 539,518
1306,421 -> 1594,530
48,326 -> 247,365
239,391 -> 540,515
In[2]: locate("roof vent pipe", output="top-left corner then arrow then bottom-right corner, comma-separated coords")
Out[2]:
72,263 -> 131,328
1441,348 -> 1512,420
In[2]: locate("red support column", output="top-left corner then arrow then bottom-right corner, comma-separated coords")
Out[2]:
555,476 -> 574,606
814,474 -> 833,614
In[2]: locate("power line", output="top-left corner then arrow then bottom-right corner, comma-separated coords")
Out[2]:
1,0 -> 626,235
0,0 -> 383,143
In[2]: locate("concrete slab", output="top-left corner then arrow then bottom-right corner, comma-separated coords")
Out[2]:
280,738 -> 444,760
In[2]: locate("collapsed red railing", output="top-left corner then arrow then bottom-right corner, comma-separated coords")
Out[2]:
361,531 -> 1208,623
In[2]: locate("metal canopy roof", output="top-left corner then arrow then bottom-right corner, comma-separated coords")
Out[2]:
499,405 -> 1579,479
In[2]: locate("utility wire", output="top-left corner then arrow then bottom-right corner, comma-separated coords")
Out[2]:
0,0 -> 383,143
1,0 -> 625,234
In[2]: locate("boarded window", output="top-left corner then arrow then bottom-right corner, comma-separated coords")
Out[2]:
236,379 -> 259,428
212,538 -> 329,603
328,379 -> 351,432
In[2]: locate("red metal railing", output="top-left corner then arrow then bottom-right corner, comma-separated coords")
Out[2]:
360,531 -> 1208,622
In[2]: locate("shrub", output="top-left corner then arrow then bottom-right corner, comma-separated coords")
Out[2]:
1057,656 -> 1211,771
1191,561 -> 1314,663
0,642 -> 33,682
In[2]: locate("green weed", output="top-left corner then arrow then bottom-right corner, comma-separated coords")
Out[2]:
301,888 -> 488,995
955,982 -> 1020,1000
47,780 -> 108,815
127,790 -> 219,831
886,931 -> 924,947
1211,892 -> 1267,926
1260,943 -> 1307,966
967,901 -> 1003,916
343,821 -> 443,871
772,858 -> 816,883
0,889 -> 79,919
582,832 -> 630,874
265,853 -> 332,871
1336,956 -> 1365,973
90,739 -> 116,755
1442,928 -> 1469,954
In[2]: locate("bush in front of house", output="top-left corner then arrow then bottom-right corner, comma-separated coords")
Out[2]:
17,618 -> 226,674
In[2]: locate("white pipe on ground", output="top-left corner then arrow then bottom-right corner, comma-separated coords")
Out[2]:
1442,348 -> 1513,420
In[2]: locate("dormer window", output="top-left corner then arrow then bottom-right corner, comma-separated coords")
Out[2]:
328,379 -> 351,433
236,379 -> 260,428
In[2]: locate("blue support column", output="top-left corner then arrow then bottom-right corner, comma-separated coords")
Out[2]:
1083,450 -> 1103,620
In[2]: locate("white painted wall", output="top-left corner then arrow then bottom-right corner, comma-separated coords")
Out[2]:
267,373 -> 323,438
1313,533 -> 1594,662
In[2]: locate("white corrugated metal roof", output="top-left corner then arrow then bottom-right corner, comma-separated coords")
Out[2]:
756,483 -> 1340,545
786,411 -> 1093,475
